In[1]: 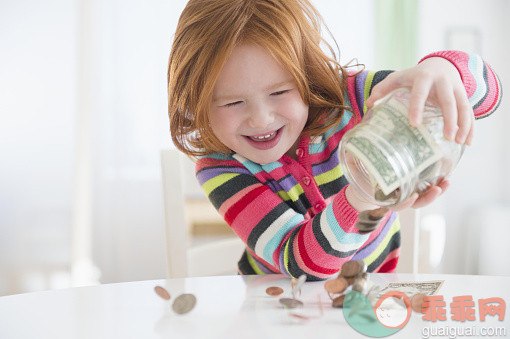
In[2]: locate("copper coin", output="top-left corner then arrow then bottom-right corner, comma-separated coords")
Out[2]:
154,285 -> 171,300
266,286 -> 284,297
279,297 -> 303,309
172,294 -> 197,314
332,294 -> 345,308
368,207 -> 389,221
411,293 -> 427,313
341,260 -> 360,278
345,276 -> 356,286
324,277 -> 348,294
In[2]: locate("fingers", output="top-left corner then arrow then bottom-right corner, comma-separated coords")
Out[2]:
454,88 -> 474,144
365,73 -> 399,108
411,180 -> 450,209
435,81 -> 458,141
408,77 -> 433,127
410,186 -> 442,209
465,115 -> 475,146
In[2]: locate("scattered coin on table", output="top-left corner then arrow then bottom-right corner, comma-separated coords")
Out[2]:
172,294 -> 197,314
266,286 -> 284,297
411,293 -> 427,313
332,294 -> 345,308
291,274 -> 307,299
324,277 -> 348,294
279,297 -> 304,309
154,285 -> 171,300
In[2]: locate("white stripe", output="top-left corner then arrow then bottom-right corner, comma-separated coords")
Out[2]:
319,209 -> 366,253
468,54 -> 486,107
254,209 -> 297,264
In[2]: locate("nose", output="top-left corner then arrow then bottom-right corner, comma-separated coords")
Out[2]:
247,102 -> 275,129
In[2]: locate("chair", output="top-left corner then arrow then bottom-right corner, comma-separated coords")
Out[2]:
160,149 -> 245,278
161,149 -> 419,277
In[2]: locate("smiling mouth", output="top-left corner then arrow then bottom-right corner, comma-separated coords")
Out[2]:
246,130 -> 278,142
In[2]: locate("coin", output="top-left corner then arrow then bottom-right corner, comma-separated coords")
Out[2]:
266,286 -> 284,297
279,297 -> 303,309
358,261 -> 367,274
356,221 -> 378,234
357,210 -> 375,224
332,294 -> 345,308
154,285 -> 171,300
324,277 -> 348,294
352,272 -> 368,293
411,293 -> 427,313
345,276 -> 356,286
368,207 -> 389,220
172,294 -> 197,314
341,260 -> 360,278
291,274 -> 306,299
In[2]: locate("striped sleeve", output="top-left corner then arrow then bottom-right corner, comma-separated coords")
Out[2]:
195,155 -> 376,281
419,50 -> 502,119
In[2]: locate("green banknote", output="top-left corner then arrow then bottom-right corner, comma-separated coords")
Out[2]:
346,101 -> 442,195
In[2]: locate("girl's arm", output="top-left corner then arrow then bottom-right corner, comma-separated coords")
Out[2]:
350,51 -> 502,210
196,155 -> 377,281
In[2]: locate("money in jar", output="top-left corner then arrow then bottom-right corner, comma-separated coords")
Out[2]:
338,88 -> 465,206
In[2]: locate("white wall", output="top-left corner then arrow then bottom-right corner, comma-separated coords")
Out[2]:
1,0 -> 508,295
417,0 -> 510,274
0,0 -> 77,293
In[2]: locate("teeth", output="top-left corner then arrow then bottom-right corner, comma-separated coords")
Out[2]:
251,132 -> 275,140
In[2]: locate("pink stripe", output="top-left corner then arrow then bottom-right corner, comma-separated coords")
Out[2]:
347,76 -> 363,122
373,247 -> 400,273
291,230 -> 331,279
230,189 -> 280,242
218,185 -> 259,216
302,221 -> 347,270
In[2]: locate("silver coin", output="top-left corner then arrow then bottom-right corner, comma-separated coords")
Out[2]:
172,293 -> 197,314
279,297 -> 304,309
352,276 -> 367,293
291,274 -> 306,299
357,261 -> 368,274
356,221 -> 378,234
356,221 -> 378,231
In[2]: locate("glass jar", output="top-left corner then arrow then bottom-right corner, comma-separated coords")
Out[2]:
338,88 -> 465,207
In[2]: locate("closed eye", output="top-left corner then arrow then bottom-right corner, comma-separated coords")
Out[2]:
223,101 -> 242,107
271,90 -> 290,96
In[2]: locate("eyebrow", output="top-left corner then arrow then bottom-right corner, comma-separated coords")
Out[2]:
212,80 -> 294,103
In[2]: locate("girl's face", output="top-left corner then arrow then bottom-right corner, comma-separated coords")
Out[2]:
209,43 -> 309,164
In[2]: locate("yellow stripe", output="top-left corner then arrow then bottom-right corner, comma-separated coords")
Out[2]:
363,217 -> 400,267
315,166 -> 342,186
246,250 -> 265,275
283,241 -> 290,275
286,183 -> 304,202
363,71 -> 376,114
201,173 -> 239,196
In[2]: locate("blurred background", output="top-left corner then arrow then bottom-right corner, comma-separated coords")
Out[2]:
1,0 -> 508,296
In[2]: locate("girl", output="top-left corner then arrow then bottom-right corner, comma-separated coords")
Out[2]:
167,0 -> 501,280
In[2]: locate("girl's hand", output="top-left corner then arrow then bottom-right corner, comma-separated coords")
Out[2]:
346,180 -> 450,213
390,179 -> 450,211
365,57 -> 475,146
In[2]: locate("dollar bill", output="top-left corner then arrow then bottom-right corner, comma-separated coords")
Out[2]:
345,100 -> 443,195
377,280 -> 444,299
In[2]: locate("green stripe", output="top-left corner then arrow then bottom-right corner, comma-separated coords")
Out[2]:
363,71 -> 376,113
202,173 -> 239,196
315,166 -> 342,186
363,218 -> 400,267
246,250 -> 265,275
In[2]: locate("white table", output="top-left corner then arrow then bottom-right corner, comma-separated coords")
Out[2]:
0,273 -> 508,339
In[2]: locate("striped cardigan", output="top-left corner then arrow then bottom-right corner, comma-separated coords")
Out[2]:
195,51 -> 502,280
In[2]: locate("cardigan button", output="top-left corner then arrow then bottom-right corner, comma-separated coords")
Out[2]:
302,177 -> 311,186
314,202 -> 325,212
296,148 -> 304,158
